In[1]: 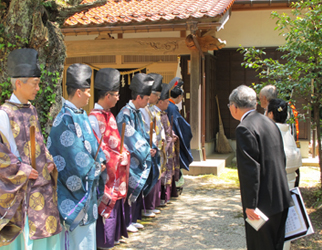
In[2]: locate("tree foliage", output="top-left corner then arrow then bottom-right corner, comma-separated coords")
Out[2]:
238,0 -> 322,186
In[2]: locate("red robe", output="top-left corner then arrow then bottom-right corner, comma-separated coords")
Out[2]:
89,109 -> 130,218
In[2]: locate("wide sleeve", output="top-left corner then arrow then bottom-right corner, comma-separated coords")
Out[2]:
116,109 -> 150,165
174,117 -> 193,170
163,116 -> 174,152
0,110 -> 19,157
235,125 -> 260,209
31,108 -> 53,163
0,131 -> 32,222
48,111 -> 106,226
88,114 -> 102,139
140,107 -> 151,135
50,114 -> 97,180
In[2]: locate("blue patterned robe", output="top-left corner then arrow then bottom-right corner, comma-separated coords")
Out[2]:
48,103 -> 106,229
116,101 -> 159,203
166,102 -> 193,171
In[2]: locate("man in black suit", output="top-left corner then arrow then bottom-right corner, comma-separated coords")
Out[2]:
228,85 -> 293,250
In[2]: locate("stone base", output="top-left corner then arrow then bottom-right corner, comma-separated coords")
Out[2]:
183,153 -> 235,176
191,148 -> 203,162
302,157 -> 319,167
299,140 -> 309,158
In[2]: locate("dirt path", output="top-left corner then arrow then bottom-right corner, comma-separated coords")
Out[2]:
111,166 -> 321,250
114,175 -> 247,250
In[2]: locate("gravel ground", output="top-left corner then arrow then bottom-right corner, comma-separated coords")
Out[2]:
110,166 -> 321,250
114,175 -> 247,250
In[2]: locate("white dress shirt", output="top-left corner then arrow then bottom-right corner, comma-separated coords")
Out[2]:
241,109 -> 255,122
64,100 -> 79,110
0,94 -> 23,157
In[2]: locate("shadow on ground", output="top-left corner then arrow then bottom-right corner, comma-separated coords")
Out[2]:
114,176 -> 246,250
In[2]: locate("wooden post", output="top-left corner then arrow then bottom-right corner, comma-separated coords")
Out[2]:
120,122 -> 126,154
192,35 -> 206,161
30,126 -> 36,170
188,21 -> 203,161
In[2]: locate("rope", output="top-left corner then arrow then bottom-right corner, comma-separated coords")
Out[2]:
83,61 -> 163,77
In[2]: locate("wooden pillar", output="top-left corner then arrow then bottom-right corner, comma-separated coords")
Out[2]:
187,21 -> 203,161
190,49 -> 203,161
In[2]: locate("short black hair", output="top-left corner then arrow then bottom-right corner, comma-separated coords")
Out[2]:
170,87 -> 184,99
131,91 -> 144,100
94,88 -> 108,103
267,98 -> 288,123
67,87 -> 87,97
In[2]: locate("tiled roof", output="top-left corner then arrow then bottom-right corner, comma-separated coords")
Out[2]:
64,0 -> 234,27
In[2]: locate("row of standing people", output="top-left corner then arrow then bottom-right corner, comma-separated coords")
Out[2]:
0,48 -> 194,250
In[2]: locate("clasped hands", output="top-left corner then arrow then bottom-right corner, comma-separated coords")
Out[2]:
150,148 -> 156,157
29,162 -> 55,179
29,161 -> 107,180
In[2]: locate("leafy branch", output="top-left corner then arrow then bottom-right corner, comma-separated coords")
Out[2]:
32,64 -> 60,139
239,0 -> 322,186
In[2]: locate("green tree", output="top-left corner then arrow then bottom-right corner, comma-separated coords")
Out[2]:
239,0 -> 322,186
0,0 -> 106,138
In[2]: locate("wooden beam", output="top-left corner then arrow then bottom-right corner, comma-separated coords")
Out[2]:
63,27 -> 185,36
65,37 -> 191,57
232,3 -> 292,11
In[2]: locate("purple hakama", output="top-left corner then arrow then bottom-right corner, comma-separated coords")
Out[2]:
161,184 -> 172,203
124,193 -> 143,227
96,199 -> 128,248
171,176 -> 179,198
143,179 -> 161,210
154,179 -> 162,207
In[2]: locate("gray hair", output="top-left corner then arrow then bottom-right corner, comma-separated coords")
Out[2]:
260,85 -> 278,101
10,78 -> 28,90
229,85 -> 257,109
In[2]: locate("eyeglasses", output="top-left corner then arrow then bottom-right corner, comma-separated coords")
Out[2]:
152,92 -> 161,97
227,103 -> 232,109
108,93 -> 120,97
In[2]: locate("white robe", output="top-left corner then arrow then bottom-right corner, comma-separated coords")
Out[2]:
276,123 -> 302,189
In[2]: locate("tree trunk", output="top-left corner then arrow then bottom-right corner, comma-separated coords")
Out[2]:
0,0 -> 66,138
314,104 -> 322,188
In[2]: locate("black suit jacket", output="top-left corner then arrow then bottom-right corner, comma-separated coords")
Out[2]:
236,111 -> 293,217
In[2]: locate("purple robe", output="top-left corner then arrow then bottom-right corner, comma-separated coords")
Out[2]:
0,102 -> 61,246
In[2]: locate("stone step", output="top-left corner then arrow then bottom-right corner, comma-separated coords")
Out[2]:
302,157 -> 319,167
183,152 -> 235,177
